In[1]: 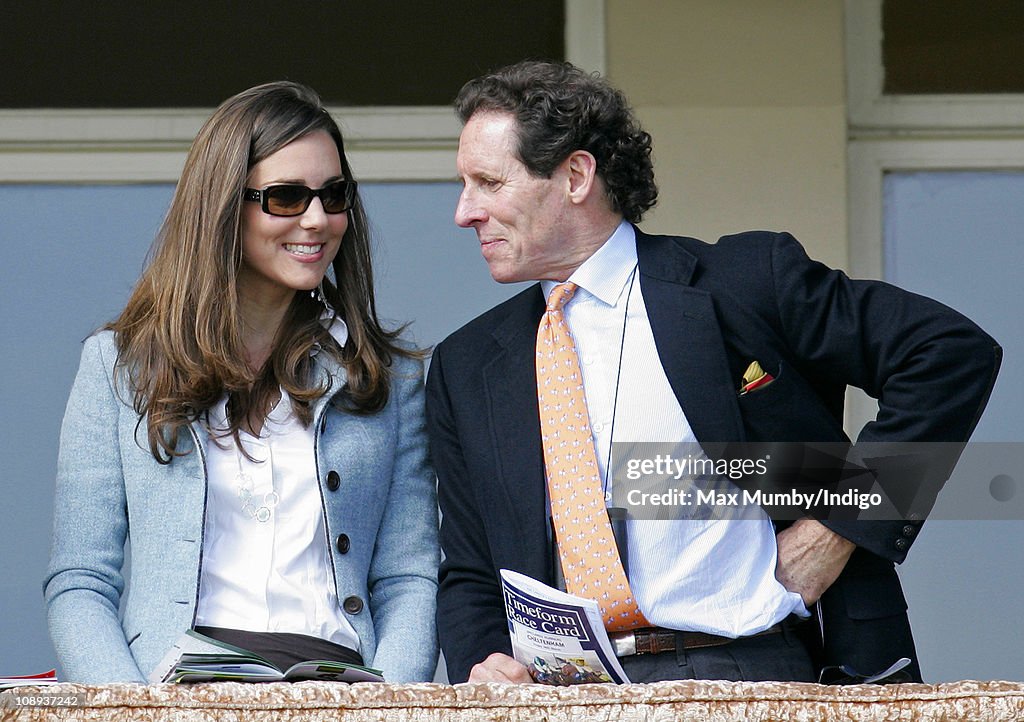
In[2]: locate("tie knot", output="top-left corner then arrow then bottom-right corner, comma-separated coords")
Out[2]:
547,282 -> 578,312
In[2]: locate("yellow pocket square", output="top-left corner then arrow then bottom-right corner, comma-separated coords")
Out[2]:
739,360 -> 775,395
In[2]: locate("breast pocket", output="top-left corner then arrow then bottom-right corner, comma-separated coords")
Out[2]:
738,362 -> 845,442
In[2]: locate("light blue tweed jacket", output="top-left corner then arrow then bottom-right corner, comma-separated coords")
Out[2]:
44,331 -> 439,683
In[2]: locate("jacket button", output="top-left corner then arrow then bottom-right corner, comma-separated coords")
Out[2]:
895,538 -> 909,552
336,534 -> 350,554
326,470 -> 341,491
343,596 -> 364,614
902,525 -> 917,538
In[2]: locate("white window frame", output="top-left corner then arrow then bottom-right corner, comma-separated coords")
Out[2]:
845,0 -> 1024,432
0,0 -> 605,184
845,138 -> 1024,433
848,139 -> 1024,280
846,0 -> 1024,132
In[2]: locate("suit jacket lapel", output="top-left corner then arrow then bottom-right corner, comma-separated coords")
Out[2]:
636,230 -> 745,443
482,286 -> 550,577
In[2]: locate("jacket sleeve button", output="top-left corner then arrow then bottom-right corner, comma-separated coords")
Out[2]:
336,533 -> 350,554
902,525 -> 917,538
326,470 -> 341,491
895,537 -> 909,552
343,596 -> 364,614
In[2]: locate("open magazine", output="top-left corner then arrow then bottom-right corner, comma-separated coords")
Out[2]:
148,630 -> 384,684
500,569 -> 630,685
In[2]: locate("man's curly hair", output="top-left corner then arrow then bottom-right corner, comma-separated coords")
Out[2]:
455,60 -> 657,223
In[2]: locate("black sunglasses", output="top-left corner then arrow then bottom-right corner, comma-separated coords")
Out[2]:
243,180 -> 357,217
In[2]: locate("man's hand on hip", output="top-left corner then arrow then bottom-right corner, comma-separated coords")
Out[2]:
775,518 -> 856,606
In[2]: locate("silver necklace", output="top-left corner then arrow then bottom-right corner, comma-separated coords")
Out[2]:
234,435 -> 279,523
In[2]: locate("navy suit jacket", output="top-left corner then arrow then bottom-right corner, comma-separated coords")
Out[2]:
426,229 -> 1001,683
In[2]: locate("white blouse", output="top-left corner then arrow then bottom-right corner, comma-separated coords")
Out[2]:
194,319 -> 359,651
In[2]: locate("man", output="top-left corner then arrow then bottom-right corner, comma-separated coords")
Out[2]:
426,60 -> 1000,684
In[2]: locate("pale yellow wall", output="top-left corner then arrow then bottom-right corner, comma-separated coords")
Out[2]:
605,0 -> 848,269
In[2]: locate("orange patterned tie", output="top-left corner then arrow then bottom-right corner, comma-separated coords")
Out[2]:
537,282 -> 649,631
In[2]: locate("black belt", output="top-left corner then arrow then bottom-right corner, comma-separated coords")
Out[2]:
609,623 -> 784,657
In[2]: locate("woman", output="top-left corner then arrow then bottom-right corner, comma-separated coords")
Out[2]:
44,82 -> 439,684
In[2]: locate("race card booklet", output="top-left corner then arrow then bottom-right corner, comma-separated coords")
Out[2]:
500,569 -> 630,685
149,630 -> 384,684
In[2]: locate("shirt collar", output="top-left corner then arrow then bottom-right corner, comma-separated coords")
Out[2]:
321,309 -> 348,348
311,309 -> 349,397
311,306 -> 348,358
541,220 -> 637,308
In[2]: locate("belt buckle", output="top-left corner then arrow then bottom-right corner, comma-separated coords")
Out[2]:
610,631 -> 637,657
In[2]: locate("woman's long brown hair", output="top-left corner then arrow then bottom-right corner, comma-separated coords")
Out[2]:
108,81 -> 412,463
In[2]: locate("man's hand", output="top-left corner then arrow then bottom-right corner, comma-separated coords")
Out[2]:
467,653 -> 534,683
775,518 -> 856,606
